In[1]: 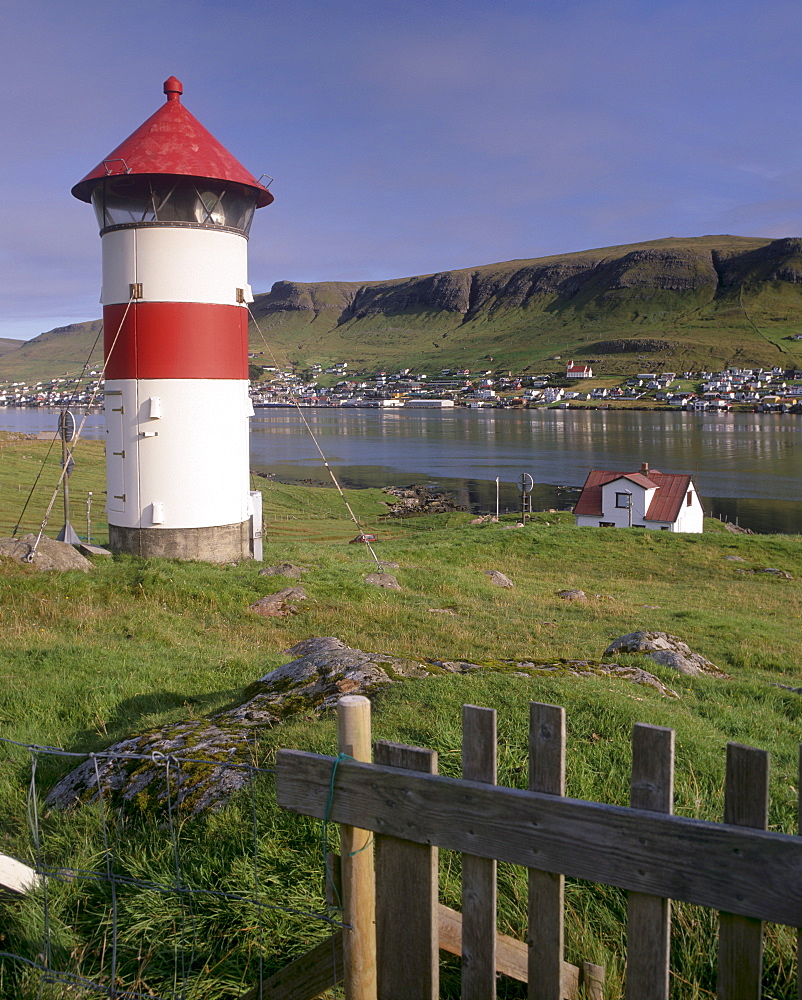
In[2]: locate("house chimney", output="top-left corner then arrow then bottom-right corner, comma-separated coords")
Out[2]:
641,461 -> 649,475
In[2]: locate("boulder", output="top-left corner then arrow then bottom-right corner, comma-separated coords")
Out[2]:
0,534 -> 92,572
485,570 -> 514,588
249,586 -> 307,617
604,631 -> 726,676
258,562 -> 305,580
557,589 -> 587,602
365,572 -> 401,590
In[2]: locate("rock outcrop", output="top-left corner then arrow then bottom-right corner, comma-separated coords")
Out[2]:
217,637 -> 436,726
365,572 -> 401,590
47,636 -> 680,816
604,631 -> 727,677
46,722 -> 253,815
258,562 -> 306,580
249,587 -> 308,617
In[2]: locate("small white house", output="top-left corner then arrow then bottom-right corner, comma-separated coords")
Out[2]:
573,463 -> 704,532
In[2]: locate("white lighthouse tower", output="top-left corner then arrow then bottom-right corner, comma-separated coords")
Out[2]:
72,76 -> 272,561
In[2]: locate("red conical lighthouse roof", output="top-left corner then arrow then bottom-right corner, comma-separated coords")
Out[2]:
71,76 -> 273,207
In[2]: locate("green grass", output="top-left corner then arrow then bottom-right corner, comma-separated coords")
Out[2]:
0,434 -> 801,996
0,433 -> 107,541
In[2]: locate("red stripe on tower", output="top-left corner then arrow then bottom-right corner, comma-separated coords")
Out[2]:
103,302 -> 249,380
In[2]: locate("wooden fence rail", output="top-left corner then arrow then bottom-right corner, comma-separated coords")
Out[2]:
272,696 -> 802,999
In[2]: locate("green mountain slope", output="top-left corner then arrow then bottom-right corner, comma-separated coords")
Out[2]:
0,321 -> 104,382
0,338 -> 24,357
5,235 -> 802,382
249,235 -> 802,375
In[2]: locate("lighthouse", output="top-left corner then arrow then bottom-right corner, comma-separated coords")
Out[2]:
71,76 -> 272,561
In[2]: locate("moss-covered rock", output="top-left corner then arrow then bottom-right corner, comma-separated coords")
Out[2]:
45,721 -> 256,816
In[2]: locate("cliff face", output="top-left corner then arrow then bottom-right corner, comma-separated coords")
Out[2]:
254,236 -> 801,324
713,237 -> 802,287
259,280 -> 361,315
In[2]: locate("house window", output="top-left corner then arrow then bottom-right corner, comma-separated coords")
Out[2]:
599,521 -> 615,527
615,493 -> 631,508
686,491 -> 693,506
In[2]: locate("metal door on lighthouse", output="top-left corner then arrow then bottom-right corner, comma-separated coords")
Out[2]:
105,390 -> 126,513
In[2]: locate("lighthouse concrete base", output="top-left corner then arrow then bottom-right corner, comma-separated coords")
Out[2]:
108,521 -> 251,563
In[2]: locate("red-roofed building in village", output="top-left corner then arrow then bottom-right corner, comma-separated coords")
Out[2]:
573,463 -> 704,532
566,361 -> 593,378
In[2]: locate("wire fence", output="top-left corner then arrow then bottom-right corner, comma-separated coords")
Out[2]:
0,736 -> 342,1000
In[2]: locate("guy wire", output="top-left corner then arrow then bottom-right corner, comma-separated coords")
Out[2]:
12,321 -> 105,538
247,306 -> 382,571
25,295 -> 134,560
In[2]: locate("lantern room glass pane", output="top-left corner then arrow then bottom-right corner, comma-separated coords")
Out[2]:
91,176 -> 258,235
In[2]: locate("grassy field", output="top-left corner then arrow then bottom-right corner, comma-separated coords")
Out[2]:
0,433 -> 801,997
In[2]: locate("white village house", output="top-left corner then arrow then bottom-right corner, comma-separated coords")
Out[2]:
573,463 -> 704,532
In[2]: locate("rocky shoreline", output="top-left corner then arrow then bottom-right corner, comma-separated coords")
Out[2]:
382,485 -> 468,517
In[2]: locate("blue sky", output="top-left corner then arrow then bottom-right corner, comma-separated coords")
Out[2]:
2,0 -> 802,340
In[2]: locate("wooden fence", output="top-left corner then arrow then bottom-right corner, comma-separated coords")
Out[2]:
271,694 -> 802,1000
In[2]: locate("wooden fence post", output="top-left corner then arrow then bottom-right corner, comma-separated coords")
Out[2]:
461,705 -> 498,1000
528,702 -> 566,1000
626,723 -> 674,1000
374,740 -> 439,1000
581,961 -> 605,1000
717,742 -> 769,1000
337,695 -> 377,1000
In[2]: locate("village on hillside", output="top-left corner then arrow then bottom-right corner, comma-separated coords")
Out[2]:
2,359 -> 802,413
247,358 -> 802,412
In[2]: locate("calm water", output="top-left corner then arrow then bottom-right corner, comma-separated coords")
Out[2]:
249,408 -> 802,533
3,406 -> 801,533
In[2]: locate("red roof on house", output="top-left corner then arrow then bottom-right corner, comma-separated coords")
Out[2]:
573,468 -> 693,523
72,76 -> 273,207
620,472 -> 659,490
644,472 -> 693,522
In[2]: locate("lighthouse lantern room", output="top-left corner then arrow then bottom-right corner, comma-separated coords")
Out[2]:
72,77 -> 272,561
